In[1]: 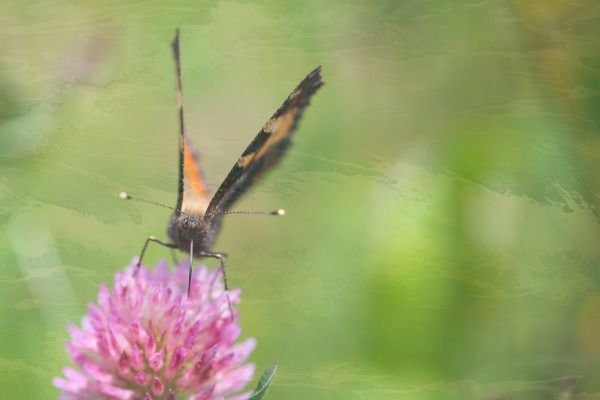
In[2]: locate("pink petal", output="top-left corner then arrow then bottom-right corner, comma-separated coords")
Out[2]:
99,382 -> 135,399
152,376 -> 165,396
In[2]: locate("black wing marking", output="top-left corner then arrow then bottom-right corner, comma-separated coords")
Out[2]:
206,66 -> 323,215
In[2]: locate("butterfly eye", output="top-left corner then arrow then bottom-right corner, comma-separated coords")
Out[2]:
179,218 -> 189,229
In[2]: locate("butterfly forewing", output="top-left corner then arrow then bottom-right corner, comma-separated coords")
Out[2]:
172,30 -> 211,215
206,66 -> 324,215
181,137 -> 211,214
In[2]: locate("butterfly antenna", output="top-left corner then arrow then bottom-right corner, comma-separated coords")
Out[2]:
119,192 -> 188,215
203,209 -> 286,217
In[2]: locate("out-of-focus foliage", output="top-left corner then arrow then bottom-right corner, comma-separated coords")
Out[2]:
1,1 -> 600,399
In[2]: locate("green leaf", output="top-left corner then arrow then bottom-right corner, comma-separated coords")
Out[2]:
247,362 -> 279,400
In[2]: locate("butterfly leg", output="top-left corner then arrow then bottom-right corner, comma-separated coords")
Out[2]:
136,236 -> 177,270
198,251 -> 233,317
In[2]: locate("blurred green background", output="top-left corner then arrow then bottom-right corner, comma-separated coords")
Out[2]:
2,1 -> 600,399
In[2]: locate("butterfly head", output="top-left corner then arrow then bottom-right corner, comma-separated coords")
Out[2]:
177,213 -> 205,231
167,212 -> 219,253
170,212 -> 215,239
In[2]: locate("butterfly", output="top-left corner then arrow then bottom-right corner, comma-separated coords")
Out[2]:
121,29 -> 323,298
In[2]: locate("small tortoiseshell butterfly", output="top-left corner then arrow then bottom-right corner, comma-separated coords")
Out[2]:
121,29 -> 323,299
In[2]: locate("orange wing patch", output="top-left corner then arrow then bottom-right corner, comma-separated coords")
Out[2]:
184,141 -> 208,195
257,107 -> 299,158
182,137 -> 211,214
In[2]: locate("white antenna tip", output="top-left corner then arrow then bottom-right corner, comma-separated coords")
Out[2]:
119,192 -> 130,200
273,209 -> 286,216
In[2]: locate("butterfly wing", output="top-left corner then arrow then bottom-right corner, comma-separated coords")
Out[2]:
206,66 -> 323,215
180,136 -> 211,213
172,30 -> 211,215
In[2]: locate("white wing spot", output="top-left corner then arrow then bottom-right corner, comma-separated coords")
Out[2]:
237,153 -> 255,168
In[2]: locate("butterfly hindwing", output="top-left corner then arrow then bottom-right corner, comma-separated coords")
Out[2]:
206,66 -> 323,215
172,30 -> 211,215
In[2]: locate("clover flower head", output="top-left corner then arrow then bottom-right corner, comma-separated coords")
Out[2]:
54,259 -> 255,400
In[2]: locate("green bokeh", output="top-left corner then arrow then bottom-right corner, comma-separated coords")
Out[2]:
1,1 -> 600,399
